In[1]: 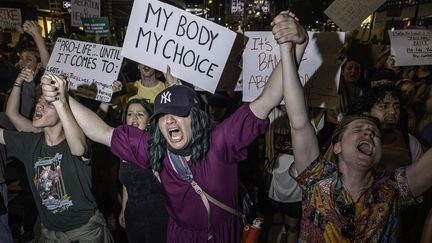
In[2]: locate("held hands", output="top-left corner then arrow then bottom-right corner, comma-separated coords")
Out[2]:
41,74 -> 69,105
23,21 -> 42,38
15,68 -> 35,85
271,10 -> 307,49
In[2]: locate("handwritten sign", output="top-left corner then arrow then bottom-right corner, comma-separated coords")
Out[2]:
45,38 -> 123,102
389,29 -> 432,66
242,31 -> 345,109
0,8 -> 21,30
121,0 -> 237,93
324,0 -> 385,31
242,31 -> 279,102
82,17 -> 110,37
71,0 -> 100,27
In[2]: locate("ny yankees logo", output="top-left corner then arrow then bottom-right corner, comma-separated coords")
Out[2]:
160,91 -> 172,104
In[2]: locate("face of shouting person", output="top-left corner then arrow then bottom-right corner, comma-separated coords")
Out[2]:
158,113 -> 192,150
126,103 -> 150,131
333,118 -> 382,171
32,97 -> 60,128
369,93 -> 401,131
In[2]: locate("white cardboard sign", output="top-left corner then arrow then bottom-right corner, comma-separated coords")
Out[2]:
242,31 -> 345,109
242,31 -> 280,102
71,0 -> 100,27
45,38 -> 123,102
121,0 -> 237,93
0,8 -> 22,30
389,29 -> 432,66
324,0 -> 386,31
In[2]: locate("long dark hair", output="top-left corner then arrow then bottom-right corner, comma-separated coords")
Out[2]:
121,98 -> 153,125
148,106 -> 214,172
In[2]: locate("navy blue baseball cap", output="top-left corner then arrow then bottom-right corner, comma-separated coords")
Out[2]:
150,85 -> 200,121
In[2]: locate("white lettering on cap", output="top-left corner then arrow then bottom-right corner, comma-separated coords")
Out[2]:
160,91 -> 172,104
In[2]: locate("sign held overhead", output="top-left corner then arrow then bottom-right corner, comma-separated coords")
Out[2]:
121,0 -> 238,93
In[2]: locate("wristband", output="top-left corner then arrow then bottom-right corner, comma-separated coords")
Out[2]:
13,82 -> 22,88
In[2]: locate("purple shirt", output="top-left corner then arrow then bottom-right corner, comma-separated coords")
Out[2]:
111,104 -> 268,243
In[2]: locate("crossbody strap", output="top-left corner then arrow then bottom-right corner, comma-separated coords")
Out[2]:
168,151 -> 244,241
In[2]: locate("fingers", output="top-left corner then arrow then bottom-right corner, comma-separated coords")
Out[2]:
112,80 -> 122,93
119,215 -> 126,228
20,68 -> 35,82
22,21 -> 41,36
271,10 -> 306,46
41,74 -> 68,103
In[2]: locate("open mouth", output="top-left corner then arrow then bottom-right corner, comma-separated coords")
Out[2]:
384,116 -> 397,124
33,111 -> 43,120
357,141 -> 373,156
168,128 -> 181,140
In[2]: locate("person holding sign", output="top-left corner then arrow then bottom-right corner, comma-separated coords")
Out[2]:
277,12 -> 432,243
3,74 -> 113,242
119,64 -> 177,104
40,12 -> 308,242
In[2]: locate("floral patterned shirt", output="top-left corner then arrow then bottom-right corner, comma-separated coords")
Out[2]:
290,157 -> 414,243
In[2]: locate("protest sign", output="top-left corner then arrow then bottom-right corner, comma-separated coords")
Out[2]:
45,38 -> 123,102
324,0 -> 385,31
389,29 -> 432,66
71,0 -> 100,27
82,17 -> 110,37
301,32 -> 345,109
121,0 -> 238,93
242,31 -> 279,102
0,8 -> 21,30
242,31 -> 344,109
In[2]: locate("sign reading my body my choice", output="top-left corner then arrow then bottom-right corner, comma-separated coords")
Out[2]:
121,0 -> 237,93
45,38 -> 123,102
389,29 -> 432,66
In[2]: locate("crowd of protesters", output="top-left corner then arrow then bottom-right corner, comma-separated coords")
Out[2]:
0,7 -> 431,243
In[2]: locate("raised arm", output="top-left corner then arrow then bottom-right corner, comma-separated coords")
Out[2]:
42,77 -> 114,146
42,80 -> 114,146
23,21 -> 50,68
5,68 -> 40,132
249,11 -> 308,119
44,74 -> 88,156
406,148 -> 432,198
274,11 -> 319,173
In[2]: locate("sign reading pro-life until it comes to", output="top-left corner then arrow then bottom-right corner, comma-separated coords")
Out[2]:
45,38 -> 123,102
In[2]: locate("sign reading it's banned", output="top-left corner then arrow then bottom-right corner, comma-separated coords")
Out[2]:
242,31 -> 345,109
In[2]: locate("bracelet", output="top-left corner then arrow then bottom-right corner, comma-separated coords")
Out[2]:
13,82 -> 22,88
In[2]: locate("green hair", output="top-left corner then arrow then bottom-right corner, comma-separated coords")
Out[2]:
148,106 -> 214,172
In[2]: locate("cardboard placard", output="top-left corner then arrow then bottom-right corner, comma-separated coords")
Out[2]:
82,17 -> 110,37
45,38 -> 123,102
71,0 -> 100,27
242,31 -> 279,102
324,0 -> 386,31
389,29 -> 432,66
0,8 -> 21,30
242,31 -> 345,109
121,0 -> 238,93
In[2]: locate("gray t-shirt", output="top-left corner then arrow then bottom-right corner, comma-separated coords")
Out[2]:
4,130 -> 96,231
